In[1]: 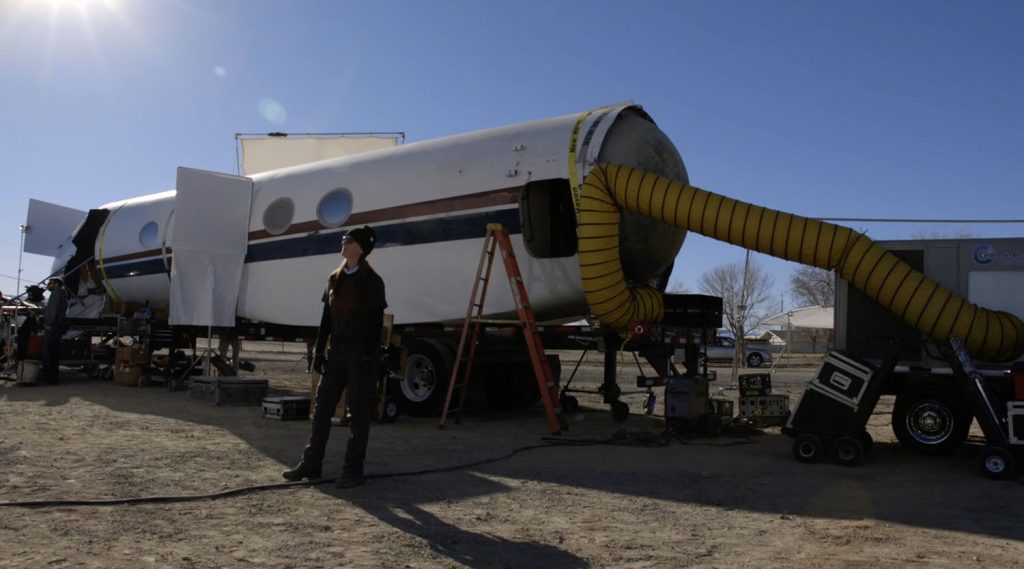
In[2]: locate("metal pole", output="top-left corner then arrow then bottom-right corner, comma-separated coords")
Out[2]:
16,224 -> 29,296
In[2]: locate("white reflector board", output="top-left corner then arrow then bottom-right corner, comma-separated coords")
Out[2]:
169,168 -> 253,326
240,135 -> 399,175
23,199 -> 87,256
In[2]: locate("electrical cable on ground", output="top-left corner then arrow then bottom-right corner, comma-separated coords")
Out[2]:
0,430 -> 729,509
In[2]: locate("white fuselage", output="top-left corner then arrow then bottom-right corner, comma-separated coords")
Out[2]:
64,105 -> 687,327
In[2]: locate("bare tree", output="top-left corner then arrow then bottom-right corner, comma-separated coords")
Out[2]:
698,253 -> 775,366
789,266 -> 835,308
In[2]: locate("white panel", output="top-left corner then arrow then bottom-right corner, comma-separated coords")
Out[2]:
241,136 -> 399,175
169,168 -> 253,326
23,199 -> 86,256
968,271 -> 1024,319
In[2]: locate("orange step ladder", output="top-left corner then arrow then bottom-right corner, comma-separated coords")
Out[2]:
439,223 -> 568,434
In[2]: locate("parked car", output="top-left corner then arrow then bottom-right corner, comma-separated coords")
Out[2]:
701,337 -> 772,367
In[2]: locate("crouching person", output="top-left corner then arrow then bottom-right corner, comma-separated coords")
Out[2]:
283,225 -> 386,489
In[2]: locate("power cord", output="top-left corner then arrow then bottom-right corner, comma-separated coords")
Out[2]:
0,428 -> 746,509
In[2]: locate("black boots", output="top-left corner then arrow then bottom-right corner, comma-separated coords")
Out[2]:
281,461 -> 322,481
282,462 -> 365,488
335,469 -> 365,489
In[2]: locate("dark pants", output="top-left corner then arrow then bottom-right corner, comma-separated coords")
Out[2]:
42,328 -> 62,384
302,346 -> 376,475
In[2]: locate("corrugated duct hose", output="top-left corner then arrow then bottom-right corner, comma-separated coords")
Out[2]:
578,163 -> 1024,362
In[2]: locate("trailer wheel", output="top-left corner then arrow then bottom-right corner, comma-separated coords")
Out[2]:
399,339 -> 453,416
892,383 -> 970,455
832,436 -> 864,466
792,434 -> 824,463
977,446 -> 1016,480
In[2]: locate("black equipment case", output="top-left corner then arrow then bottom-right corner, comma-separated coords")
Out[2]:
783,350 -> 895,465
262,396 -> 311,420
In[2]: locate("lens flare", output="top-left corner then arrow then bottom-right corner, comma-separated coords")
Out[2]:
258,98 -> 288,125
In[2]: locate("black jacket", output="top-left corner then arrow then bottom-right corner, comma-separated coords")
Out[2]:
314,262 -> 387,355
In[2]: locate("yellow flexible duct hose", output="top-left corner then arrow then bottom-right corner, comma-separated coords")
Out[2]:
578,163 -> 1024,362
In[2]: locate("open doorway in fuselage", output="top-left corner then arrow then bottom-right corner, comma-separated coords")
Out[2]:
65,208 -> 110,318
520,178 -> 577,259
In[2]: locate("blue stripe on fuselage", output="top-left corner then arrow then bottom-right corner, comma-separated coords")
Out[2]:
103,207 -> 522,279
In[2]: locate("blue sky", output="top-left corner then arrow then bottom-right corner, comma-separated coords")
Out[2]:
1,0 -> 1022,312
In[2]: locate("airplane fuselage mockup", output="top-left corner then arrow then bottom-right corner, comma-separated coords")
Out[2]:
51,104 -> 687,329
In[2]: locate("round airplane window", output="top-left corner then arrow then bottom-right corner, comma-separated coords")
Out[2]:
138,221 -> 159,248
317,188 -> 353,227
262,197 -> 295,235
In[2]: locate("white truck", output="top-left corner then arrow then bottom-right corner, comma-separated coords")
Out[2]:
835,237 -> 1024,454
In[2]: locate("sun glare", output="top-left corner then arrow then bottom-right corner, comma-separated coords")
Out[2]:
7,0 -> 131,78
22,0 -> 120,15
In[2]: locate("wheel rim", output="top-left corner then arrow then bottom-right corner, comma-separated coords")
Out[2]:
905,400 -> 954,446
748,353 -> 763,367
836,443 -> 856,462
985,454 -> 1007,474
797,441 -> 816,458
401,354 -> 438,403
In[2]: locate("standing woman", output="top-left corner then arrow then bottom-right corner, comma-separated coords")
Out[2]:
283,226 -> 387,488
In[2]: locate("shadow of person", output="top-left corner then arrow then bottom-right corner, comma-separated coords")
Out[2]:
345,490 -> 590,569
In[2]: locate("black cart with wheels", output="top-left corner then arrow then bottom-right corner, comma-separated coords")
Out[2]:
783,349 -> 899,466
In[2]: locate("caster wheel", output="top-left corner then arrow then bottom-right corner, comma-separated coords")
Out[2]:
792,433 -> 824,464
977,446 -> 1016,480
610,400 -> 629,422
832,436 -> 865,466
560,394 -> 579,414
379,399 -> 400,423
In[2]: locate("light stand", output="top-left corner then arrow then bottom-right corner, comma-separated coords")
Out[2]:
17,224 -> 29,297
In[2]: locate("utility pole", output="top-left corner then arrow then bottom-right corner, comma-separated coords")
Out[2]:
17,224 -> 29,297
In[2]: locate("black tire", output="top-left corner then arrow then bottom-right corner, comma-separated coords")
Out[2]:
977,446 -> 1016,480
560,394 -> 579,414
832,436 -> 864,467
792,434 -> 824,464
892,382 -> 971,455
379,398 -> 400,424
610,400 -> 629,422
746,352 -> 764,368
399,339 -> 454,416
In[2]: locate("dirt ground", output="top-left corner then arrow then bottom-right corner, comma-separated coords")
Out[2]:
2,346 -> 1022,569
